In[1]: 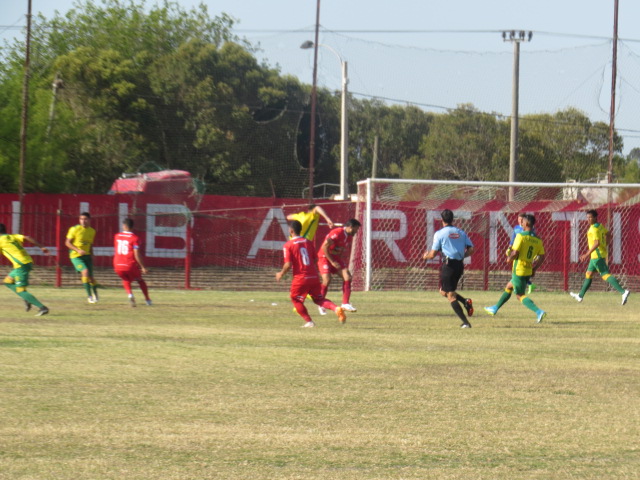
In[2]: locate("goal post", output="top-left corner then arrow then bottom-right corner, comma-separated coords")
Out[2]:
352,178 -> 640,293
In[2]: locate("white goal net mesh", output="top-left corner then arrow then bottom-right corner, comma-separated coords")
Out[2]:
352,179 -> 640,293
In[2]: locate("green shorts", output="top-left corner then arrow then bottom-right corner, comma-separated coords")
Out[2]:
8,263 -> 33,288
71,255 -> 93,275
586,258 -> 609,276
510,274 -> 531,296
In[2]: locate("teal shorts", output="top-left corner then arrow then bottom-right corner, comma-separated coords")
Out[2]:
586,258 -> 609,276
510,274 -> 531,296
8,262 -> 33,288
71,255 -> 93,275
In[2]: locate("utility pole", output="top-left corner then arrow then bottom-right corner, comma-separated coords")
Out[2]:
606,0 -> 620,224
607,0 -> 619,185
307,0 -> 321,201
46,73 -> 64,139
502,30 -> 532,201
18,0 -> 33,231
300,40 -> 349,200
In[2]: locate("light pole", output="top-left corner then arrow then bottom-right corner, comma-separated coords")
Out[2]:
502,30 -> 532,201
301,41 -> 349,200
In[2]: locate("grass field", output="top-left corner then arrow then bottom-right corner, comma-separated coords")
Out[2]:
1,286 -> 638,479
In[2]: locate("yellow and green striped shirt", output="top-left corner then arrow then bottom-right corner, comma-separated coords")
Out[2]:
0,234 -> 33,268
289,211 -> 320,240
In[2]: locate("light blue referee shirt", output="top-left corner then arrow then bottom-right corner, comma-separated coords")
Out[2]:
431,225 -> 473,261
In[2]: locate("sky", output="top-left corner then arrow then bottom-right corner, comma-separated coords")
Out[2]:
4,0 -> 636,48
3,1 -> 640,153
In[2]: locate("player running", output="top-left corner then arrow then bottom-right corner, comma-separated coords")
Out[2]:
113,218 -> 152,307
485,214 -> 547,323
317,219 -> 361,315
65,212 -> 100,303
507,212 -> 537,294
570,209 -> 629,305
0,223 -> 50,316
276,220 -> 346,327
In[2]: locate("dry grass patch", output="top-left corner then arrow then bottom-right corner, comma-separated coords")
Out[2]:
0,288 -> 638,479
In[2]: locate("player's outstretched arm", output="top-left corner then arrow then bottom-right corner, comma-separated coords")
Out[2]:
24,236 -> 49,255
314,206 -> 334,228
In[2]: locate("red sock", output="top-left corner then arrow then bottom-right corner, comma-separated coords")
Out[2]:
138,279 -> 150,301
314,297 -> 338,312
122,280 -> 133,295
342,280 -> 352,305
292,298 -> 312,322
320,284 -> 328,298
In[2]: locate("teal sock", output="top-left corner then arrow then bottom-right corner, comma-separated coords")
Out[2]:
605,276 -> 625,294
83,279 -> 93,297
578,278 -> 592,298
521,297 -> 539,313
5,283 -> 17,293
17,290 -> 44,309
495,290 -> 512,310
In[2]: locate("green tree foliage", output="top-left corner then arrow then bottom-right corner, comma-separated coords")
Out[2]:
0,1 -> 630,196
0,0 -> 307,195
402,104 -> 509,181
348,99 -> 433,184
519,107 -> 620,182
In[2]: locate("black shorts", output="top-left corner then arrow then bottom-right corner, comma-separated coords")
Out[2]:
440,258 -> 464,293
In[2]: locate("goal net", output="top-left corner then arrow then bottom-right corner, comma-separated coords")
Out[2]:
352,179 -> 640,293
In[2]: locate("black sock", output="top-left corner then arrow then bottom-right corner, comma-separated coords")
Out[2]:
451,301 -> 468,323
455,293 -> 466,304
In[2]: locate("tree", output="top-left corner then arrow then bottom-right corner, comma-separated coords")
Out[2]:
520,108 -> 620,182
0,0 -> 241,193
347,99 -> 433,184
402,104 -> 509,181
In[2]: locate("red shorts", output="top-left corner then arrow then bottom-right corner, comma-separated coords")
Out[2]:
115,267 -> 142,282
317,257 -> 346,275
290,276 -> 323,301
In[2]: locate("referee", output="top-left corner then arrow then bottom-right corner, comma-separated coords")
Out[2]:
423,209 -> 475,328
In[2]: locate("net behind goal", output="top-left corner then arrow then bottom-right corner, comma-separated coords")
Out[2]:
352,179 -> 640,293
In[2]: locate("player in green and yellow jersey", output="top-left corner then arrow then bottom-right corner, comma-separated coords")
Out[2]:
286,204 -> 334,241
484,214 -> 547,323
65,212 -> 100,303
0,223 -> 49,316
570,209 -> 629,305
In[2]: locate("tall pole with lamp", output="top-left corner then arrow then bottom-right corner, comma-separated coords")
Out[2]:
305,0 -> 321,201
502,30 -> 532,201
301,41 -> 349,200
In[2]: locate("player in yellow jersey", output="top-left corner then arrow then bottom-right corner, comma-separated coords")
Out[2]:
0,223 -> 50,316
65,212 -> 100,303
286,204 -> 335,314
484,214 -> 547,323
286,204 -> 334,241
570,209 -> 629,305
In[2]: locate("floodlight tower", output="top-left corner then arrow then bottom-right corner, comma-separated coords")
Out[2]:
502,30 -> 532,201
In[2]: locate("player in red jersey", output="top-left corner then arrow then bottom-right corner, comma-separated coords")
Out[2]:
113,218 -> 152,307
317,218 -> 361,314
276,220 -> 346,327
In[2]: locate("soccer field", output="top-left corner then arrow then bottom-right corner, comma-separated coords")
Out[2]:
1,287 -> 638,479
